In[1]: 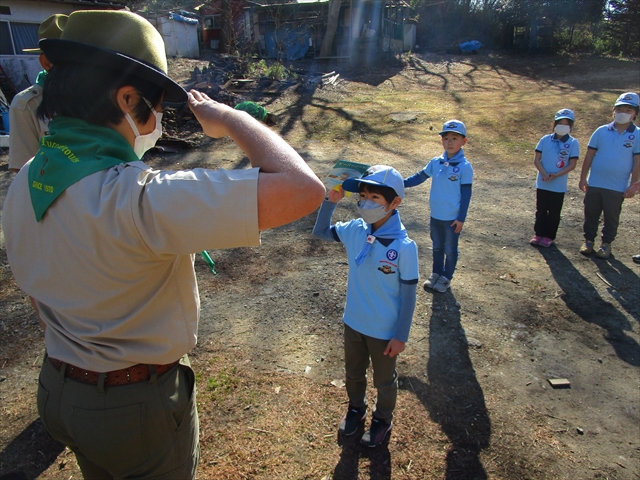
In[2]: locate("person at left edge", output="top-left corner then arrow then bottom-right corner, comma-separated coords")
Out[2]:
8,14 -> 67,172
2,10 -> 325,479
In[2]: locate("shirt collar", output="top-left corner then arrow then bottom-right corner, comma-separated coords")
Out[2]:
440,148 -> 466,165
607,121 -> 637,133
553,133 -> 570,142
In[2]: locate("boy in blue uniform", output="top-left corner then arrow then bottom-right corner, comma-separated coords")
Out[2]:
313,165 -> 419,447
578,92 -> 640,259
530,109 -> 580,247
404,120 -> 474,292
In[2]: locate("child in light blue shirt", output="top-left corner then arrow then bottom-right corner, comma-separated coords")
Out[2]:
313,165 -> 418,448
404,120 -> 473,293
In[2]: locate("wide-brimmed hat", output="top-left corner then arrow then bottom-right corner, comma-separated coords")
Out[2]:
342,165 -> 405,199
23,14 -> 67,53
39,10 -> 186,102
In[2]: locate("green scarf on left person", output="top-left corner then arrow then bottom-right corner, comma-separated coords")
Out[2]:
35,70 -> 47,87
28,116 -> 138,222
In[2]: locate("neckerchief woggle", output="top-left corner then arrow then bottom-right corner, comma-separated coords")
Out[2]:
28,116 -> 138,222
354,210 -> 407,266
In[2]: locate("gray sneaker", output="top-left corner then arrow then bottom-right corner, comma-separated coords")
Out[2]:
595,242 -> 612,259
423,273 -> 440,290
433,275 -> 450,293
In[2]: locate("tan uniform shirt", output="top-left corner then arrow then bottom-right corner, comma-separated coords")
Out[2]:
3,161 -> 260,371
8,84 -> 49,171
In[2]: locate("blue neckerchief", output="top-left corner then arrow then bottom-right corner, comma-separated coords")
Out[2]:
439,148 -> 466,166
354,210 -> 407,266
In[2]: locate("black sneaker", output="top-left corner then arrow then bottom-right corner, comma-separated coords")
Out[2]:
360,417 -> 392,447
338,406 -> 367,436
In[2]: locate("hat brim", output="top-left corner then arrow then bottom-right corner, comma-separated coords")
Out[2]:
614,101 -> 638,107
439,130 -> 466,137
40,38 -> 187,103
22,47 -> 41,53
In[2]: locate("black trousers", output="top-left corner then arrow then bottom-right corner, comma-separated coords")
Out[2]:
534,189 -> 565,240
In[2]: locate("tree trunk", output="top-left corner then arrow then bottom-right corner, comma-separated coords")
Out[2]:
320,0 -> 342,57
221,0 -> 233,54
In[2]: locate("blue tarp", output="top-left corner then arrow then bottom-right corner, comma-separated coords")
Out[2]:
459,40 -> 482,52
168,12 -> 199,25
264,24 -> 310,61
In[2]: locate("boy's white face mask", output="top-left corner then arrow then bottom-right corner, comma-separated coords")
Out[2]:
125,109 -> 163,159
358,199 -> 389,224
614,112 -> 633,125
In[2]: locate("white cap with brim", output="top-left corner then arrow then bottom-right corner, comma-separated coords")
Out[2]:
39,10 -> 187,103
342,165 -> 405,199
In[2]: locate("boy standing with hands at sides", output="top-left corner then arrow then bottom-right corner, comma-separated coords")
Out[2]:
530,109 -> 580,247
579,92 -> 640,259
313,165 -> 419,447
404,120 -> 474,292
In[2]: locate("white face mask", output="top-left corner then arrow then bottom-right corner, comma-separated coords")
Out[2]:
358,199 -> 389,224
125,109 -> 163,159
554,124 -> 571,136
614,112 -> 633,125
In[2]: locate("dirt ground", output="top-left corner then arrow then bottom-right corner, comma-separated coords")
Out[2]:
0,52 -> 639,479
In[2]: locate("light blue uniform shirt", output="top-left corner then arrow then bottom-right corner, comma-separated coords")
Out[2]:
334,218 -> 419,341
424,149 -> 474,221
535,133 -> 580,193
587,122 -> 640,192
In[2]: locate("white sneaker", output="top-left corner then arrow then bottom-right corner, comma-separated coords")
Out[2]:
433,276 -> 450,292
423,273 -> 440,290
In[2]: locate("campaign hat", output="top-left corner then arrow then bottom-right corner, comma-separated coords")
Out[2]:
342,165 -> 405,199
39,10 -> 186,102
23,14 -> 67,53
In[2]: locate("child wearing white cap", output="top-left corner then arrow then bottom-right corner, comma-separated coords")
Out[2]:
530,109 -> 580,248
313,165 -> 419,448
403,119 -> 474,292
578,92 -> 640,259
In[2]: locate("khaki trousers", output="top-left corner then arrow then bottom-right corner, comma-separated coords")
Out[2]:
37,354 -> 199,479
344,324 -> 398,423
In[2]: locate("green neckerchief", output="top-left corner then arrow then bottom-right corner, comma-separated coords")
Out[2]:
35,70 -> 47,87
234,101 -> 267,122
29,116 -> 138,222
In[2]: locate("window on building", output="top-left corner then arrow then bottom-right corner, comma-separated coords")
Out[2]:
0,21 -> 39,55
204,15 -> 221,29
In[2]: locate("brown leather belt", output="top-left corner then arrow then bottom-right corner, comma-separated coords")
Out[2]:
48,357 -> 180,386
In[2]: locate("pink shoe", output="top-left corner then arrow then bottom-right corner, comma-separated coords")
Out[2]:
538,237 -> 554,247
530,235 -> 542,245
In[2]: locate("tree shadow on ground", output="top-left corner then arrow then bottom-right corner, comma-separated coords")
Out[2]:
0,418 -> 64,479
404,290 -> 491,479
538,247 -> 640,366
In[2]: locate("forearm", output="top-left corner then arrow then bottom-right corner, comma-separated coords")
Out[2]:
456,184 -> 472,222
631,154 -> 640,184
404,170 -> 429,188
312,200 -> 338,242
393,282 -> 417,342
554,158 -> 578,178
580,149 -> 596,181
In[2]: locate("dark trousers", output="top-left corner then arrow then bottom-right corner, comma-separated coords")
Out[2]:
534,189 -> 565,240
344,324 -> 398,423
38,354 -> 199,479
583,186 -> 624,244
